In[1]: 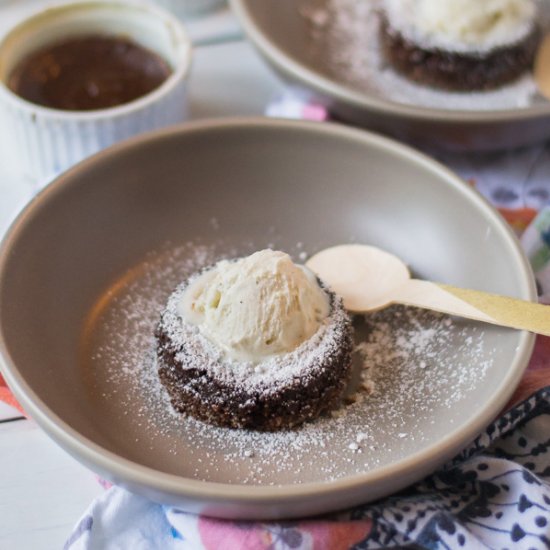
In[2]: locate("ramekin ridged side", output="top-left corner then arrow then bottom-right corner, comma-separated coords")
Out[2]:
0,1 -> 192,183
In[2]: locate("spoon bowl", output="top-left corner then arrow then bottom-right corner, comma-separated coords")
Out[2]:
306,244 -> 410,311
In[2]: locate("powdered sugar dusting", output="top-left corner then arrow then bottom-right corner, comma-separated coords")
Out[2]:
300,0 -> 549,110
83,242 -> 495,486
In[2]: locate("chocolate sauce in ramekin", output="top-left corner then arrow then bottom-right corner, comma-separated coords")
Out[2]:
8,35 -> 172,111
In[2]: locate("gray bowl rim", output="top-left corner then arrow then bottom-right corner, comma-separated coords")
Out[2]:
230,0 -> 550,123
0,117 -> 536,504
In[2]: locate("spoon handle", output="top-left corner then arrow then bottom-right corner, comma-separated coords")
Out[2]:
394,279 -> 550,336
535,33 -> 550,100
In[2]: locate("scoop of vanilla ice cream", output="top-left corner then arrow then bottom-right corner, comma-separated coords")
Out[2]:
179,250 -> 330,362
385,0 -> 535,52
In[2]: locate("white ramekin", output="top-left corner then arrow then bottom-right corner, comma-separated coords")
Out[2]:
0,1 -> 192,183
154,0 -> 226,19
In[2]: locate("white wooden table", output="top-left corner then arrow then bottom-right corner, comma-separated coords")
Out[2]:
0,4 -> 285,548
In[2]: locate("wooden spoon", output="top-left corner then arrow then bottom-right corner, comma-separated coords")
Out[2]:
306,244 -> 550,336
535,32 -> 550,100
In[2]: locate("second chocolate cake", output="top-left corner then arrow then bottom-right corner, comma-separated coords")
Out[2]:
380,0 -> 539,91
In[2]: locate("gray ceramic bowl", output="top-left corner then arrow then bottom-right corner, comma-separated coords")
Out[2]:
0,118 -> 535,519
231,0 -> 550,151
